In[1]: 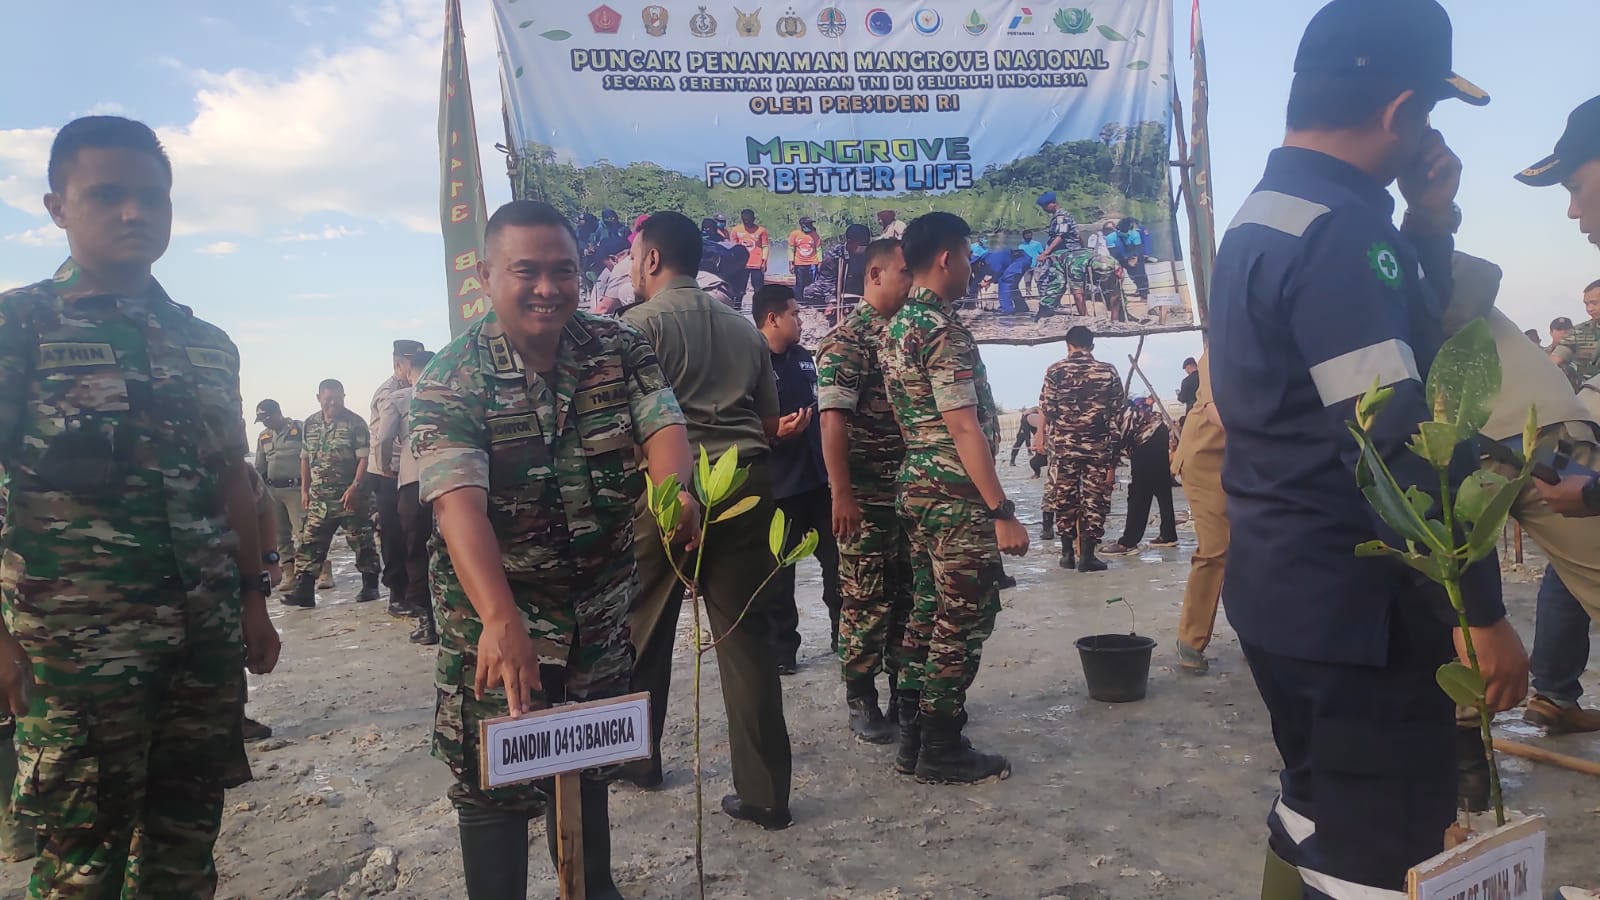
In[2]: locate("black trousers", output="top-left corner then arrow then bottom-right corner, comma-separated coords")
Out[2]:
627,461 -> 793,811
1241,598 -> 1456,896
1117,427 -> 1176,546
771,484 -> 842,659
396,481 -> 433,614
368,473 -> 404,593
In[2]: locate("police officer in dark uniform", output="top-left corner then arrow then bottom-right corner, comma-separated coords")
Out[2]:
1210,1 -> 1529,896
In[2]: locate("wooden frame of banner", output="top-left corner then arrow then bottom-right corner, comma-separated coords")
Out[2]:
477,692 -> 652,900
1406,815 -> 1544,898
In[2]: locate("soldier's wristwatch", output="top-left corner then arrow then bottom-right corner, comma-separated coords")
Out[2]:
987,499 -> 1017,521
251,572 -> 272,595
261,550 -> 281,565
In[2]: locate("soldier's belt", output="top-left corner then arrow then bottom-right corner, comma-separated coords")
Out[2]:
266,477 -> 302,488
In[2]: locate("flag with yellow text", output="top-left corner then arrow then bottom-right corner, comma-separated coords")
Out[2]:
439,0 -> 489,336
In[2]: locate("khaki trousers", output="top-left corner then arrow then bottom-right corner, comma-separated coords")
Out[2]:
1177,446 -> 1229,652
1492,424 -> 1600,625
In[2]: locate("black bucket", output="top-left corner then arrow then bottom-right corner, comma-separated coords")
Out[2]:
1074,633 -> 1157,703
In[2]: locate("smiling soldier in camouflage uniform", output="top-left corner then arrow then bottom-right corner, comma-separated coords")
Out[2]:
285,379 -> 381,608
816,238 -> 915,746
880,213 -> 1028,785
0,116 -> 280,898
412,200 -> 697,900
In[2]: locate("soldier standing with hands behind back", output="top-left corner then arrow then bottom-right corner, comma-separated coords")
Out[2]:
285,379 -> 382,608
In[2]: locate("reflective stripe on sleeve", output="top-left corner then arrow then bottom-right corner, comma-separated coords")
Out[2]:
1227,190 -> 1332,238
1308,339 -> 1419,407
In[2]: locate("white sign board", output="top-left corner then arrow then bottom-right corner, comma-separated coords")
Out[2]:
479,693 -> 651,789
1408,816 -> 1544,900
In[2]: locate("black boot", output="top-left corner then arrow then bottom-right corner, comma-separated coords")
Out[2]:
410,612 -> 439,645
895,693 -> 921,775
845,684 -> 895,745
544,779 -> 623,900
886,681 -> 900,725
914,714 -> 1011,785
280,572 -> 316,608
1059,536 -> 1075,570
1041,511 -> 1055,543
358,572 -> 381,602
458,805 -> 531,900
1456,725 -> 1490,813
1077,541 -> 1108,573
387,589 -> 413,618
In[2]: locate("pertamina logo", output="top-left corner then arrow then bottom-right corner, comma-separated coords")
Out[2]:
864,8 -> 893,36
588,4 -> 621,33
1006,6 -> 1035,34
912,7 -> 941,35
816,6 -> 846,37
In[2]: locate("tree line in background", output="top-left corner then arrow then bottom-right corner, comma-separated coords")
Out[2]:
512,120 -> 1176,256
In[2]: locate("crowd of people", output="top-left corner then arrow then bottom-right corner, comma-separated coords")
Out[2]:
3,0 -> 1600,896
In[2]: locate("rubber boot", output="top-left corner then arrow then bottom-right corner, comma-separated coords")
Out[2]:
886,682 -> 900,726
457,805 -> 531,900
544,779 -> 623,900
1058,536 -> 1075,570
358,571 -> 381,602
913,714 -> 1011,785
1260,845 -> 1303,900
387,589 -> 412,618
845,684 -> 895,745
410,612 -> 439,645
281,572 -> 316,608
894,692 -> 921,775
1041,511 -> 1055,543
1077,541 -> 1108,573
1456,724 -> 1490,813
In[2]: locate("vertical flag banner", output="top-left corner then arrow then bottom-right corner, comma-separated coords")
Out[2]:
495,0 -> 1188,342
439,0 -> 490,336
1186,0 -> 1216,326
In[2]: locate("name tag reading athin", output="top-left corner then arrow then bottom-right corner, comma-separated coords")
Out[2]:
479,693 -> 650,789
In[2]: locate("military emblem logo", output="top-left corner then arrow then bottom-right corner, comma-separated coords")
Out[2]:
817,6 -> 846,37
963,9 -> 987,35
865,8 -> 893,36
588,4 -> 621,33
734,7 -> 761,37
641,5 -> 668,36
1368,242 -> 1402,288
776,7 -> 806,37
912,7 -> 942,35
689,5 -> 717,37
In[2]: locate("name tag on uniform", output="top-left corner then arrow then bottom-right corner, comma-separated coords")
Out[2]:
489,414 -> 541,444
37,342 -> 116,369
574,383 -> 628,415
186,346 -> 236,370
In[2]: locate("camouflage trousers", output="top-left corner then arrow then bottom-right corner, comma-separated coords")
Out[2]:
895,493 -> 1003,718
293,496 -> 380,577
1044,457 -> 1115,547
836,493 -> 914,689
431,563 -> 634,815
1,562 -> 250,899
1034,251 -> 1089,315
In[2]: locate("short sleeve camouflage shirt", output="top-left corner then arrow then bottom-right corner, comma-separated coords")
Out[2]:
302,407 -> 370,502
880,287 -> 999,499
1038,354 -> 1125,461
1555,319 -> 1600,385
816,300 -> 905,490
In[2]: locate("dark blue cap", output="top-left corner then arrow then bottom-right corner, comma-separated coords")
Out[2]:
1036,191 -> 1057,207
1294,0 -> 1487,107
1518,95 -> 1600,187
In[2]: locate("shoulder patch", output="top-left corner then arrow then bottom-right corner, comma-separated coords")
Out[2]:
1367,242 -> 1402,289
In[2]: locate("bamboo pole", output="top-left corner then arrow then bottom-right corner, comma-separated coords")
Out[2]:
1495,738 -> 1600,777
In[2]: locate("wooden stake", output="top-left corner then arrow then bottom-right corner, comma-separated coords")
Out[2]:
1513,521 -> 1524,565
1495,738 -> 1600,777
555,772 -> 585,899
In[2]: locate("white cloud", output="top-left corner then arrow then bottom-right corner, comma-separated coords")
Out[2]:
0,281 -> 24,292
196,240 -> 239,255
0,0 -> 503,240
77,101 -> 129,117
4,225 -> 63,247
275,224 -> 361,242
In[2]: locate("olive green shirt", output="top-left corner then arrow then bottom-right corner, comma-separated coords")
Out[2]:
621,276 -> 777,461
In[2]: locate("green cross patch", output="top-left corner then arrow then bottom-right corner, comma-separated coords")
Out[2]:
1368,242 -> 1402,289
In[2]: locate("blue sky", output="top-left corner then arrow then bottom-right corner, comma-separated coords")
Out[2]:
2,0 -> 1596,419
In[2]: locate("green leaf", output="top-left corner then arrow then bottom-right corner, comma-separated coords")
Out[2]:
1350,426 -> 1438,550
1097,24 -> 1128,41
1354,379 -> 1394,431
1354,540 -> 1447,583
1126,60 -> 1150,70
1436,661 -> 1486,708
1402,485 -> 1434,519
539,29 -> 571,40
768,508 -> 789,560
694,445 -> 712,504
1105,596 -> 1125,607
707,446 -> 740,505
1454,469 -> 1509,528
1522,406 -> 1539,477
711,494 -> 759,524
1410,420 -> 1459,470
1135,28 -> 1147,37
518,19 -> 534,28
1160,73 -> 1170,80
724,468 -> 749,501
783,528 -> 820,566
514,66 -> 525,78
1426,319 -> 1501,442
1463,472 -> 1530,563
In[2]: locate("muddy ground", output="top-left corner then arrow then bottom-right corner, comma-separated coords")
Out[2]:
2,462 -> 1596,898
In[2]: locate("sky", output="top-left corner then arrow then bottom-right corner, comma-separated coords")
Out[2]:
1,0 -> 1596,422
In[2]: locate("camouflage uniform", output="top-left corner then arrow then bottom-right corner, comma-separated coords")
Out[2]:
293,407 -> 380,579
1039,354 -> 1125,548
0,465 -> 27,863
410,310 -> 683,813
1035,211 -> 1086,315
0,260 -> 251,897
816,301 -> 913,688
1553,319 -> 1600,387
880,287 -> 1004,719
